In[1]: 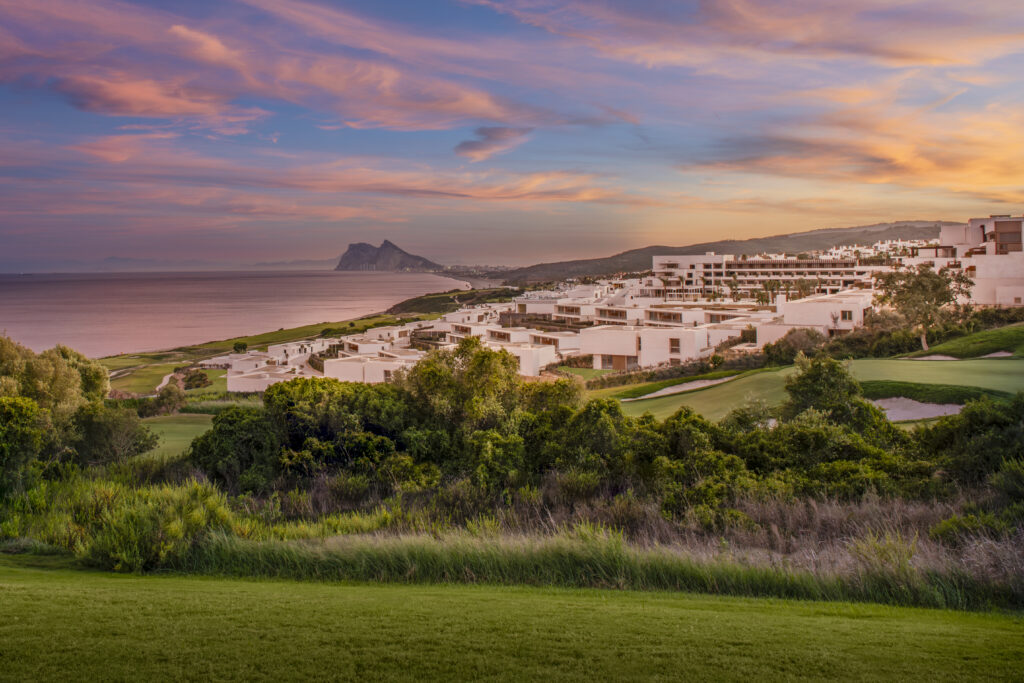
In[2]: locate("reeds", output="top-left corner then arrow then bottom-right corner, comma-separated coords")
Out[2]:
177,524 -> 1023,611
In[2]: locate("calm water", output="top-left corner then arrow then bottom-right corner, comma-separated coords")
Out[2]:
0,271 -> 466,357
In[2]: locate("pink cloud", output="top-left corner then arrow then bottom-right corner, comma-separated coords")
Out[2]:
53,74 -> 267,133
469,0 -> 1024,70
0,0 -> 581,133
55,132 -> 659,206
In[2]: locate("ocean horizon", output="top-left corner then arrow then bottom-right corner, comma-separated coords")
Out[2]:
0,270 -> 467,358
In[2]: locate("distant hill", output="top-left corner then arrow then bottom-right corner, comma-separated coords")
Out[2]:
500,221 -> 958,283
335,240 -> 443,272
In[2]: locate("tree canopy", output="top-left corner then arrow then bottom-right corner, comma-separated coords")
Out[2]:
874,264 -> 973,350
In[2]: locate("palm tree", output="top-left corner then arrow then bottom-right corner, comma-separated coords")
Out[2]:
729,275 -> 742,301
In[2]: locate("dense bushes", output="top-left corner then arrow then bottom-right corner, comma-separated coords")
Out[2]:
190,407 -> 281,494
0,335 -> 154,495
0,474 -> 231,569
82,480 -> 235,572
184,341 -> 1019,532
72,403 -> 158,466
0,397 -> 44,497
916,395 -> 1024,484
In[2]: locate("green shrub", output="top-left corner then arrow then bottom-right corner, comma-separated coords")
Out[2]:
72,403 -> 158,466
0,396 -> 44,497
82,480 -> 234,572
328,472 -> 371,505
930,513 -> 1011,546
189,407 -> 281,494
991,459 -> 1024,503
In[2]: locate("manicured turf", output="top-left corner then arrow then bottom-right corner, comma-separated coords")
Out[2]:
622,367 -> 794,420
622,359 -> 1024,421
0,556 -> 1020,681
141,414 -> 213,460
909,323 -> 1024,358
593,370 -> 761,403
559,366 -> 612,380
860,380 -> 1013,405
109,362 -> 181,395
850,359 -> 1024,394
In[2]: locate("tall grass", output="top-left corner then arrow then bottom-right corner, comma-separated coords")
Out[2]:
178,527 -> 1022,611
5,472 -> 1022,610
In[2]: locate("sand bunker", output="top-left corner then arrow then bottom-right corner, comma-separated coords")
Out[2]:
870,397 -> 962,422
911,354 -> 960,361
623,375 -> 736,401
981,351 -> 1014,358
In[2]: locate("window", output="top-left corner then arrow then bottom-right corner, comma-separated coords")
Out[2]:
840,310 -> 853,321
383,370 -> 392,382
1016,297 -> 1023,304
669,338 -> 680,354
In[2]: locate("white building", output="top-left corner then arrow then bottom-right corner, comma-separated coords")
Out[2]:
755,290 -> 875,347
650,253 -> 875,300
579,325 -> 714,371
901,217 -> 1024,307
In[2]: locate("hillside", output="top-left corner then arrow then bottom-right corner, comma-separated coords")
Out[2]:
335,240 -> 443,272
501,221 -> 956,283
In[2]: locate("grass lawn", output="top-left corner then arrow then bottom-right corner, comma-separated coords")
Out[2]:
622,359 -> 1024,422
849,359 -> 1024,394
109,362 -> 181,395
141,414 -> 212,460
0,557 -> 1021,681
593,369 -> 759,401
860,380 -> 1013,405
185,369 -> 227,395
622,367 -> 795,421
559,366 -> 611,380
909,323 -> 1024,359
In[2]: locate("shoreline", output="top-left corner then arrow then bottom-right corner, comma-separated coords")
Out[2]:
3,270 -> 468,359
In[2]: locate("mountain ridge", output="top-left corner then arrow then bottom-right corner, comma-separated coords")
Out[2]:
335,240 -> 443,272
498,221 -> 960,283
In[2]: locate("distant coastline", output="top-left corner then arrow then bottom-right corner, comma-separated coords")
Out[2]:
0,270 -> 466,358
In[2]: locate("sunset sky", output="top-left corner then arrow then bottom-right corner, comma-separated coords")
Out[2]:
2,0 -> 1023,268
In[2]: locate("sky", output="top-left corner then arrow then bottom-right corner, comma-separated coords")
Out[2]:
2,0 -> 1023,269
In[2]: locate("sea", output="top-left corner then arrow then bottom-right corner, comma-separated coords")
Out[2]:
0,271 -> 468,358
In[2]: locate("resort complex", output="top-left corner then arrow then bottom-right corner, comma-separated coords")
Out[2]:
205,215 -> 1024,390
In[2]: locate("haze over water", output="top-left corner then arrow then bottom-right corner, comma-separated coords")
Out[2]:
0,271 -> 465,358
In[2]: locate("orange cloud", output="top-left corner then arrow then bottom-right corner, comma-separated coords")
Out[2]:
683,97 -> 1024,205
